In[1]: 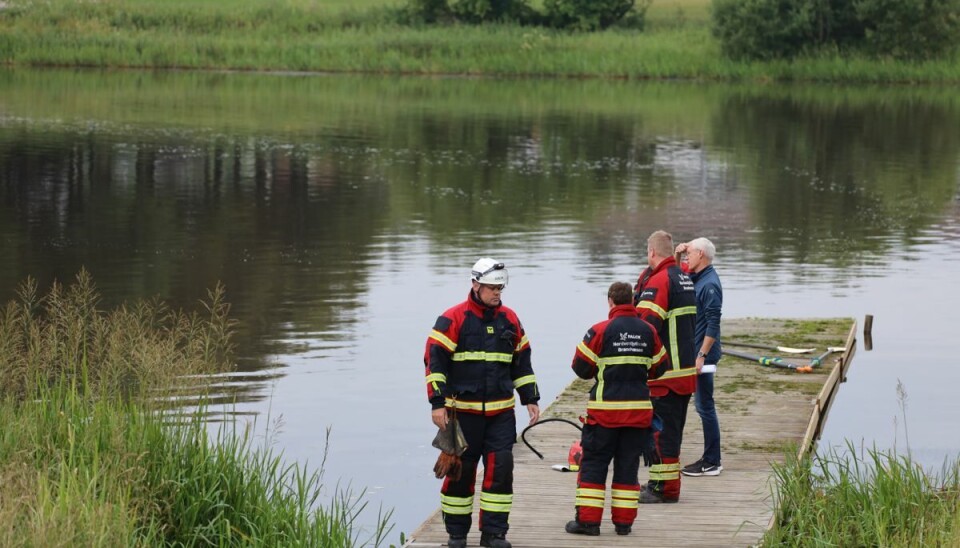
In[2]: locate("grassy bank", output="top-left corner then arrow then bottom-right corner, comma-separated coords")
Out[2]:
0,386 -> 392,546
764,444 -> 960,546
1,0 -> 959,82
0,272 -> 393,546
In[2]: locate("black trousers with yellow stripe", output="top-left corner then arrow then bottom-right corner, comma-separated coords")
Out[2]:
440,410 -> 516,536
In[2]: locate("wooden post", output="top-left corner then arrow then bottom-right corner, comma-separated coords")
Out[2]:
864,314 -> 874,351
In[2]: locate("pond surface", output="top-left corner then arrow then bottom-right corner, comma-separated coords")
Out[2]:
2,68 -> 959,537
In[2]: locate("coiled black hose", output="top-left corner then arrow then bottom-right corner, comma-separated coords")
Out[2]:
520,417 -> 582,460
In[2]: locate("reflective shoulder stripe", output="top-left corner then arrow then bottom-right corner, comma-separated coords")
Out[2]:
515,334 -> 530,352
667,305 -> 697,318
636,300 -> 667,319
429,330 -> 457,352
576,341 -> 599,364
452,351 -> 513,363
513,374 -> 536,389
596,355 -> 653,367
587,400 -> 653,411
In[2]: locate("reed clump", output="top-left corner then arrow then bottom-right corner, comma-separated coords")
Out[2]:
0,271 -> 394,546
0,269 -> 235,401
0,385 -> 392,546
764,442 -> 960,546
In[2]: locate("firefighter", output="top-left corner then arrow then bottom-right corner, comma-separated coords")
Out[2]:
634,230 -> 698,503
424,258 -> 541,548
565,282 -> 666,537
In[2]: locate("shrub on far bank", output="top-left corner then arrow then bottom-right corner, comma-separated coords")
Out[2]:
402,0 -> 647,29
712,0 -> 960,60
856,0 -> 960,59
544,0 -> 649,31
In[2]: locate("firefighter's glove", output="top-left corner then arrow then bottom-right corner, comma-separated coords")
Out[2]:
433,452 -> 463,481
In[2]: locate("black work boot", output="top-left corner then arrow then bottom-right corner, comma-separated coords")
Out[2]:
565,520 -> 600,536
479,531 -> 512,548
639,485 -> 678,504
447,534 -> 467,548
615,524 -> 632,536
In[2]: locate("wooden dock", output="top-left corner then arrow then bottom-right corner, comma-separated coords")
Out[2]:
409,318 -> 858,547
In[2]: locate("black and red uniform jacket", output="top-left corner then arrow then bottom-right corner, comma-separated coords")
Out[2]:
633,257 -> 698,397
571,304 -> 667,428
424,291 -> 539,415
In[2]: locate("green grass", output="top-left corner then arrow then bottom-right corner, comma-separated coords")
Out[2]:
0,385 -> 393,546
0,271 -> 395,546
764,443 -> 960,546
1,0 -> 959,82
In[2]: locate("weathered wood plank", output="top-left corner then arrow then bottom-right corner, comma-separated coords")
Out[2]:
409,318 -> 855,548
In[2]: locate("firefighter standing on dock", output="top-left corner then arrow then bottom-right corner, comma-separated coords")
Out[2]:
565,281 -> 666,537
424,258 -> 540,548
634,230 -> 698,503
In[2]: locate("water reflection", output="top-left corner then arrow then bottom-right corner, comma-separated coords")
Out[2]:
1,68 -> 959,534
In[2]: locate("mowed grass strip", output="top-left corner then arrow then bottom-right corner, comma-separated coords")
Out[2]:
2,0 -> 959,82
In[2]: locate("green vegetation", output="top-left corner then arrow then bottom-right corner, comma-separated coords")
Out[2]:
0,272 -> 393,546
0,0 -> 958,82
764,444 -> 960,546
713,0 -> 960,60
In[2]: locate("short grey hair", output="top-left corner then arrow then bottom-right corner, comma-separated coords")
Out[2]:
689,237 -> 716,261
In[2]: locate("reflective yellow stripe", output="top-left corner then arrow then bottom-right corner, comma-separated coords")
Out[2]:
515,334 -> 530,352
597,355 -> 654,366
452,351 -> 513,363
480,492 -> 512,513
445,396 -> 515,412
649,463 -> 680,481
576,342 -> 599,364
513,375 -> 536,389
575,497 -> 605,508
425,373 -> 446,384
667,305 -> 696,318
597,362 -> 606,403
587,400 -> 653,411
430,330 -> 457,352
576,487 -> 605,498
665,306 -> 696,369
611,488 -> 639,509
575,487 -> 605,508
637,300 -> 666,319
441,494 -> 473,515
656,367 -> 697,380
649,471 -> 680,480
650,346 -> 666,365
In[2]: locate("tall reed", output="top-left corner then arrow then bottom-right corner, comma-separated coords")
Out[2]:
764,442 -> 960,546
0,383 -> 393,546
0,269 -> 235,401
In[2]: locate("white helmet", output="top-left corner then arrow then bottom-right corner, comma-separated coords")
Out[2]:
471,257 -> 509,287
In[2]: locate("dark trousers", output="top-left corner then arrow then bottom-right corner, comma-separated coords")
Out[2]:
647,392 -> 691,500
575,423 -> 648,526
440,411 -> 516,536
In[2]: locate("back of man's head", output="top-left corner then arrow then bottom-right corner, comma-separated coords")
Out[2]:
608,282 -> 634,306
647,230 -> 674,260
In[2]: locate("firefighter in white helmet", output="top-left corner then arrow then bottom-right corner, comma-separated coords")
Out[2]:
424,258 -> 540,548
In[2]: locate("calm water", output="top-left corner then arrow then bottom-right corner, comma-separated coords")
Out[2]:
2,68 -> 959,537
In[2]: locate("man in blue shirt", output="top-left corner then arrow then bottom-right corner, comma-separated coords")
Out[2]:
675,237 -> 724,477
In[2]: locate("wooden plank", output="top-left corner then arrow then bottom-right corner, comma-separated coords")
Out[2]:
409,318 -> 857,548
